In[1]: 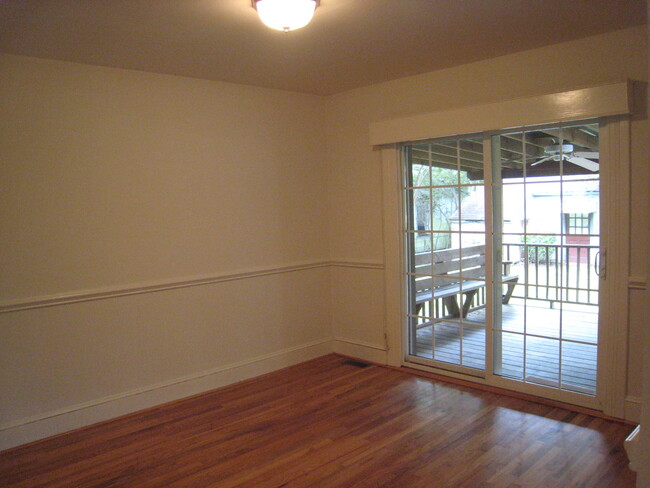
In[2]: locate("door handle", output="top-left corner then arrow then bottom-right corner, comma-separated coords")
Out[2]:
595,250 -> 606,279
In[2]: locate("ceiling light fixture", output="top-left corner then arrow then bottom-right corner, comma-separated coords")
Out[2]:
252,0 -> 319,32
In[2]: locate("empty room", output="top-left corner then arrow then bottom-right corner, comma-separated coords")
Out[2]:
1,1 -> 649,486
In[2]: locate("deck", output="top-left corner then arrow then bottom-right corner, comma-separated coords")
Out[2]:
413,299 -> 598,394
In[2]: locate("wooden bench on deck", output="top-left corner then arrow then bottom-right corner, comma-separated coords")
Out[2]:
414,244 -> 519,319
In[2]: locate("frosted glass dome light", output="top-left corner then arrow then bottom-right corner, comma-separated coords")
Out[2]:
253,0 -> 319,32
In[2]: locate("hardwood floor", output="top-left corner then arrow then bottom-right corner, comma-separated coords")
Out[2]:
0,354 -> 636,487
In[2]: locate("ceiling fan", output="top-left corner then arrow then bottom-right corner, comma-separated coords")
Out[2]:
531,144 -> 599,172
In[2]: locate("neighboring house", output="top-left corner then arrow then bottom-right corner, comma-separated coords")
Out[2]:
449,178 -> 600,263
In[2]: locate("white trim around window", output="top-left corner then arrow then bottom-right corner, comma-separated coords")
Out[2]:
376,82 -> 634,417
370,81 -> 633,146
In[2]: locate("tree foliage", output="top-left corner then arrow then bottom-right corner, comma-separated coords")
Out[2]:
411,163 -> 473,250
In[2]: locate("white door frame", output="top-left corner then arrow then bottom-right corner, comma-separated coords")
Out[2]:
377,83 -> 633,416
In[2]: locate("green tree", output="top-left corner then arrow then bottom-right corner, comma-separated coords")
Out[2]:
412,164 -> 472,250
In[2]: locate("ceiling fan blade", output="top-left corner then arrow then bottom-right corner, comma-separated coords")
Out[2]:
573,152 -> 599,159
566,156 -> 599,172
531,155 -> 554,166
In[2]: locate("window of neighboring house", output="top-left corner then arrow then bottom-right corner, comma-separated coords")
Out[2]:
566,213 -> 592,235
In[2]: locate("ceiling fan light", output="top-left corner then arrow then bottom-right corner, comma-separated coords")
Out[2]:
254,0 -> 318,32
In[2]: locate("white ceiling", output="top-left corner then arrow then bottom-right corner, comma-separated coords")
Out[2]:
0,0 -> 646,95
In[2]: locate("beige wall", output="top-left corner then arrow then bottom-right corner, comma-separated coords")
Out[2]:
1,55 -> 329,299
0,24 -> 648,449
325,26 -> 648,404
0,54 -> 331,448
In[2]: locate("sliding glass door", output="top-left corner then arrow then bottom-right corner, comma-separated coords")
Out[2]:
405,135 -> 487,375
491,124 -> 600,396
404,122 -> 601,398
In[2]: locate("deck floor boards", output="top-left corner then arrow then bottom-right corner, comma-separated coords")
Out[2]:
413,301 -> 598,393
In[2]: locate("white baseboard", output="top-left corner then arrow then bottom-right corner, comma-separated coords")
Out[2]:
625,395 -> 642,423
0,339 -> 332,451
333,337 -> 388,364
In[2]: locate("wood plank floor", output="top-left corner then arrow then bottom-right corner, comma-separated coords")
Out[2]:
0,354 -> 636,488
414,301 -> 598,393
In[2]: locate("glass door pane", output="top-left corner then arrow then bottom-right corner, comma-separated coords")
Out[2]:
491,124 -> 600,395
405,136 -> 487,374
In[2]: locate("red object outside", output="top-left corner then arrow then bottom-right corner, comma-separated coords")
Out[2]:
566,235 -> 591,263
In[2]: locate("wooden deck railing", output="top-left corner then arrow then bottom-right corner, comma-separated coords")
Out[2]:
503,243 -> 599,306
412,243 -> 599,320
